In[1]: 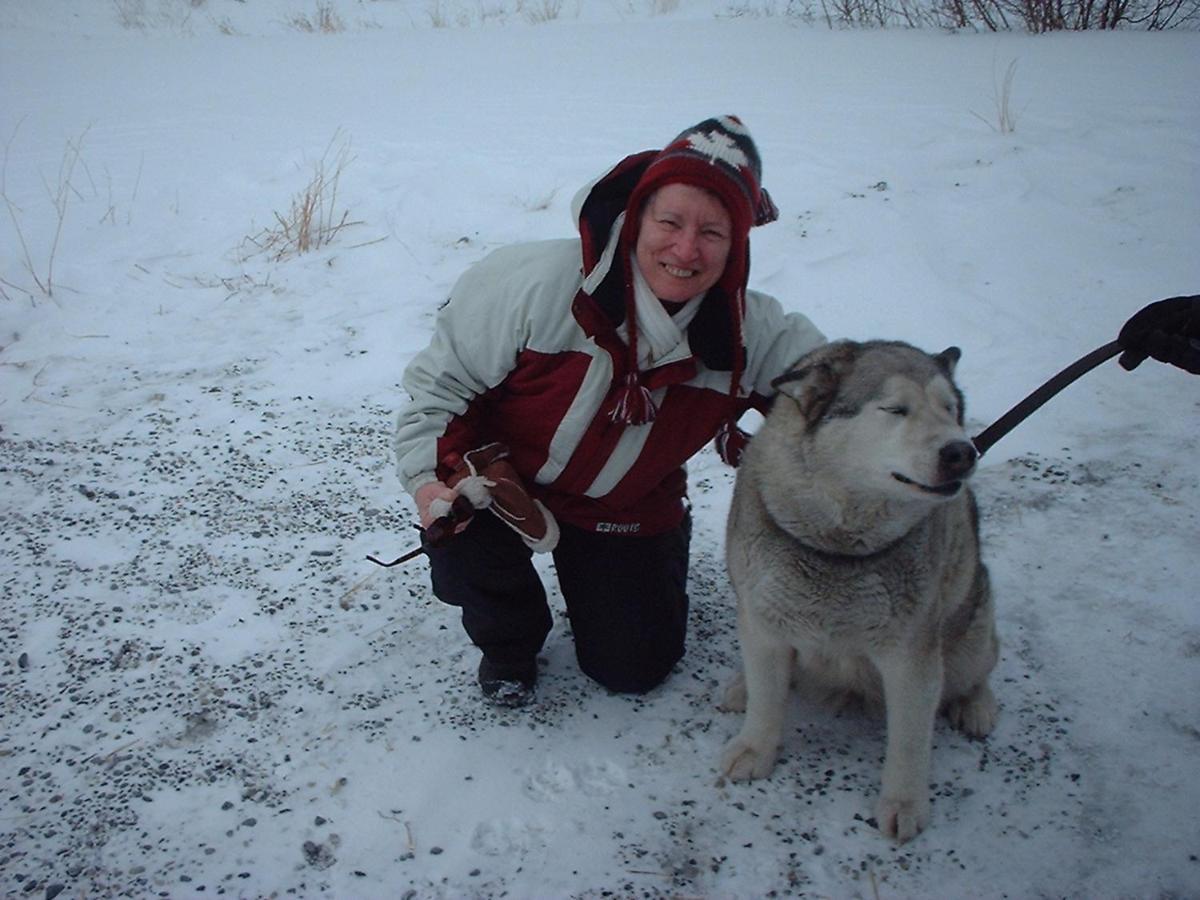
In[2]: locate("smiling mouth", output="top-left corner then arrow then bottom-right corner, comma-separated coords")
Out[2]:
892,473 -> 963,496
662,263 -> 698,279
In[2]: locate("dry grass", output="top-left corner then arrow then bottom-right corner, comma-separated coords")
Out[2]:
288,2 -> 346,33
113,0 -> 201,33
241,132 -> 361,262
427,0 -> 566,27
1,121 -> 90,303
426,1 -> 483,27
520,0 -> 565,23
972,59 -> 1020,134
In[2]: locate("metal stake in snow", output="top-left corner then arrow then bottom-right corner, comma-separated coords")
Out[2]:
971,340 -> 1123,458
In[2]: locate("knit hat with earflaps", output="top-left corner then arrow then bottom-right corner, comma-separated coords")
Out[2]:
610,116 -> 778,460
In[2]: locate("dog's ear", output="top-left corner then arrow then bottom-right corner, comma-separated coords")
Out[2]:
772,341 -> 859,426
935,346 -> 962,377
771,363 -> 836,423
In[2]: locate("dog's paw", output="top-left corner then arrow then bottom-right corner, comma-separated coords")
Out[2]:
719,735 -> 778,782
875,793 -> 931,844
945,683 -> 997,738
718,671 -> 747,713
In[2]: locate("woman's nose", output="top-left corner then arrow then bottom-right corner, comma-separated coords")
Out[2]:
672,228 -> 699,260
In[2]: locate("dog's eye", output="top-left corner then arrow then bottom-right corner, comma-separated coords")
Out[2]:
881,405 -> 909,417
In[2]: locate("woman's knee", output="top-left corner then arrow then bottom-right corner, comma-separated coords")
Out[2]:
575,635 -> 684,694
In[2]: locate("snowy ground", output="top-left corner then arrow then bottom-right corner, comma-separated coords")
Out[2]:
1,2 -> 1198,897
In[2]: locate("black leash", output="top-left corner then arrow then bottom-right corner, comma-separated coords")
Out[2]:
366,536 -> 426,567
971,340 -> 1123,457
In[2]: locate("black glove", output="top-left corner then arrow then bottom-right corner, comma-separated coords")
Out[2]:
1117,295 -> 1200,374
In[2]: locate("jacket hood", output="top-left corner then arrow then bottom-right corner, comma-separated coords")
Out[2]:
569,151 -> 740,374
571,150 -> 657,287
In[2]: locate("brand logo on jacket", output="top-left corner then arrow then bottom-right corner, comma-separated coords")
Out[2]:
595,522 -> 641,534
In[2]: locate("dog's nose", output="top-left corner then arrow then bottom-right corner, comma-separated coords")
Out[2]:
939,440 -> 978,479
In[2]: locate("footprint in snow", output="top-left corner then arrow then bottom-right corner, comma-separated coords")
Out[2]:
470,818 -> 546,856
522,758 -> 626,801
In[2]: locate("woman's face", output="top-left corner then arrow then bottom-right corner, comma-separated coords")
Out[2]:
635,182 -> 733,304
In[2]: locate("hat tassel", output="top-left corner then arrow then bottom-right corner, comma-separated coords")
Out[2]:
714,420 -> 750,467
610,372 -> 657,426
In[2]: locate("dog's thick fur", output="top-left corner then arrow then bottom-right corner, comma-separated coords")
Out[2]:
720,340 -> 999,843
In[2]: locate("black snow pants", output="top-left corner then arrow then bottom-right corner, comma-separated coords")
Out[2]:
425,508 -> 691,694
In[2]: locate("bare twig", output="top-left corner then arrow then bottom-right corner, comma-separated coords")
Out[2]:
345,235 -> 388,250
0,276 -> 33,302
80,737 -> 142,766
338,571 -> 378,610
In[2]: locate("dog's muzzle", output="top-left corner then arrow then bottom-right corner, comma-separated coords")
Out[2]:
893,440 -> 977,496
938,440 -> 978,481
892,473 -> 964,496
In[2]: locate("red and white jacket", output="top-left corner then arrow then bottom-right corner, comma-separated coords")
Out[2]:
396,164 -> 825,537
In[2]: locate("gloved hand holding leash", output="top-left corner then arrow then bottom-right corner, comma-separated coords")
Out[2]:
971,294 -> 1198,457
1115,295 -> 1200,374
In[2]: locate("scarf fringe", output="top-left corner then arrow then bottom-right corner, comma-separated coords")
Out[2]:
610,373 -> 657,425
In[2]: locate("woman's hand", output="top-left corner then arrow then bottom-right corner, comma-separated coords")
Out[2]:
414,480 -> 459,528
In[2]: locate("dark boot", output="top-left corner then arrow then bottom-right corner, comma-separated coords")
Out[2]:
478,655 -> 537,708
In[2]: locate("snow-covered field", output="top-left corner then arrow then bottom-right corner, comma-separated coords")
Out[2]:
1,1 -> 1198,897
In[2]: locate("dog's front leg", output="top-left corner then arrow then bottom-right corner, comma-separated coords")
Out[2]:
720,606 -> 792,782
873,646 -> 943,843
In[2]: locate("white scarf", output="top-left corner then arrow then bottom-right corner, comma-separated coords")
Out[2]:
626,255 -> 705,371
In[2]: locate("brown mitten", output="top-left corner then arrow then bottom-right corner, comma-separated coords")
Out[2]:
441,443 -> 559,552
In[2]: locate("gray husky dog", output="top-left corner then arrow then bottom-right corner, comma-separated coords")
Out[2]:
720,340 -> 998,843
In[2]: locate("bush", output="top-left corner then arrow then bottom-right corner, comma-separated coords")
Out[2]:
939,0 -> 1199,30
727,0 -> 1199,29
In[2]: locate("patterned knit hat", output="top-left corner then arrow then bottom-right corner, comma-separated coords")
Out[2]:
625,115 -> 778,240
611,115 -> 777,435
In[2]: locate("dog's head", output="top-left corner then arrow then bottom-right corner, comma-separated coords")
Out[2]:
771,340 -> 976,501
